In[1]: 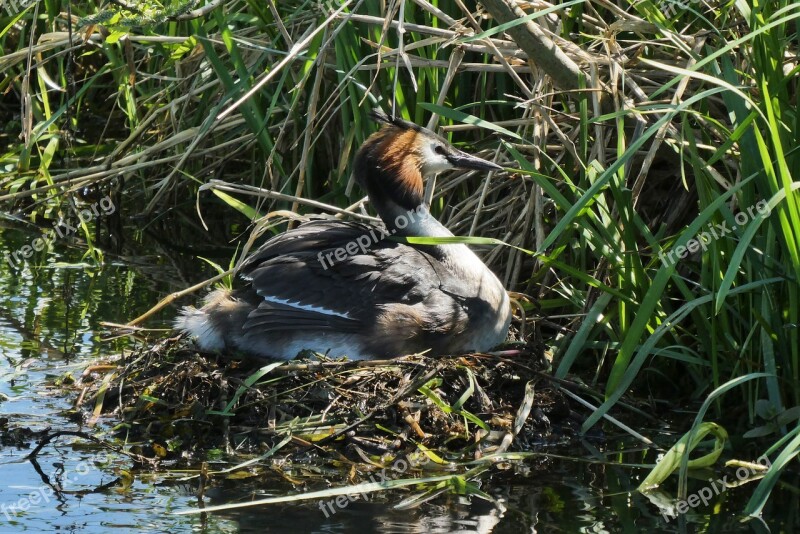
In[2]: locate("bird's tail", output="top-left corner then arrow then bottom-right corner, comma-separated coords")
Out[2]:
173,288 -> 233,351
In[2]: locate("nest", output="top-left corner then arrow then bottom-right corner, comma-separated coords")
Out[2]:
74,338 -> 581,471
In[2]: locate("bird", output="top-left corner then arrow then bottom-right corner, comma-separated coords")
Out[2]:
175,111 -> 511,360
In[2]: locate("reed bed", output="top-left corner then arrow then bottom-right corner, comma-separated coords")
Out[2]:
2,0 -> 799,518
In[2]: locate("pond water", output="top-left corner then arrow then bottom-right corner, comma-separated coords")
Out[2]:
0,224 -> 796,533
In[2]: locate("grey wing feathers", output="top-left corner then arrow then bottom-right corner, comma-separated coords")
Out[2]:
236,220 -> 437,335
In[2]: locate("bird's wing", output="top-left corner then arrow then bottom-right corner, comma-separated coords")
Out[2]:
238,220 -> 438,334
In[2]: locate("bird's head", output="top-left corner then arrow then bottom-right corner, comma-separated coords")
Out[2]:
353,110 -> 501,219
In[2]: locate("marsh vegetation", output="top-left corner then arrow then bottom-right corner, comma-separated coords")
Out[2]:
1,0 -> 799,529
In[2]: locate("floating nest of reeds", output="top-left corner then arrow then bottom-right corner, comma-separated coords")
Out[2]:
73,337 -> 584,471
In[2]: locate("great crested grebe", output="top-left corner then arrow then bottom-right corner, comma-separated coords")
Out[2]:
176,111 -> 511,360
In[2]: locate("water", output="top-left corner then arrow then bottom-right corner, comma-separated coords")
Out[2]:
0,225 -> 797,533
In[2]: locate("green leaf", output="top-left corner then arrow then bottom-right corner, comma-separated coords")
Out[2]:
638,422 -> 728,492
207,362 -> 284,416
105,30 -> 128,45
418,103 -> 522,140
170,36 -> 198,61
212,189 -> 261,220
394,235 -> 533,255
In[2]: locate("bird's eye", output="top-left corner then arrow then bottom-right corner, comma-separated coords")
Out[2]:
434,145 -> 447,156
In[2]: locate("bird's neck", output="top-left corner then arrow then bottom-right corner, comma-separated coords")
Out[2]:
408,207 -> 454,238
374,200 -> 452,238
357,158 -> 451,238
372,182 -> 496,290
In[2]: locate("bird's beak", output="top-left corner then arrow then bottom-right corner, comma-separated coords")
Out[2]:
447,150 -> 503,172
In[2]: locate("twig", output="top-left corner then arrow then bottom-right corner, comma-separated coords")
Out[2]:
204,180 -> 379,222
125,268 -> 233,327
176,0 -> 224,20
107,0 -> 144,16
312,363 -> 444,447
26,430 -> 155,465
270,355 -> 429,373
218,1 -> 352,121
28,456 -> 122,497
480,0 -> 606,107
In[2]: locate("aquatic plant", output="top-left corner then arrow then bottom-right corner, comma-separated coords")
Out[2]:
2,0 -> 798,520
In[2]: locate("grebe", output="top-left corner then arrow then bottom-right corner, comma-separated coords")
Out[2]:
176,112 -> 511,360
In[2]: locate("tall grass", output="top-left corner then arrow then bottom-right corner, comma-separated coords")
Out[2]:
1,0 -> 798,517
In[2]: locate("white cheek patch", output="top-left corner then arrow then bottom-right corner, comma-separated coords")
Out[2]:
420,144 -> 453,174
